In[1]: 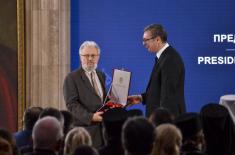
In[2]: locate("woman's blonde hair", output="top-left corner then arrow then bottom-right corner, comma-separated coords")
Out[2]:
151,124 -> 182,155
64,127 -> 92,155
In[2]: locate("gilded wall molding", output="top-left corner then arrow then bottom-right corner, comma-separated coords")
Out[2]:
17,0 -> 26,130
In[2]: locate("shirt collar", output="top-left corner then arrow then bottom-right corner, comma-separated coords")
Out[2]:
156,42 -> 169,59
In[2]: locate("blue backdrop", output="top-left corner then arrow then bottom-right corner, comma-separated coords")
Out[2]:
71,0 -> 235,114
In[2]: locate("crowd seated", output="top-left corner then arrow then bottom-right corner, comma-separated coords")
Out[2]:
0,103 -> 234,155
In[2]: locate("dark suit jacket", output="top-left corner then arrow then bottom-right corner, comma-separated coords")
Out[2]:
142,46 -> 186,117
63,68 -> 106,148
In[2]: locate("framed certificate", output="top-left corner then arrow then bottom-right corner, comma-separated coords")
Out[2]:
109,69 -> 131,106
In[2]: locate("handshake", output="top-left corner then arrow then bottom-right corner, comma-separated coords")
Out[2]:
126,95 -> 143,107
100,94 -> 143,111
93,94 -> 142,123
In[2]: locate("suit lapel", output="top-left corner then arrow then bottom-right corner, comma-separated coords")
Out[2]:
157,46 -> 169,65
79,68 -> 105,101
146,47 -> 170,92
146,61 -> 158,91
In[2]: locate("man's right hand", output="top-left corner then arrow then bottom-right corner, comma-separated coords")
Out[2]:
126,95 -> 142,107
92,111 -> 104,122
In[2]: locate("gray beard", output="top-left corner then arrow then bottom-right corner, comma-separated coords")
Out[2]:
82,64 -> 97,72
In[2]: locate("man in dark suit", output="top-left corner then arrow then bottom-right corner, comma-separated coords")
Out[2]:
63,41 -> 106,148
128,24 -> 186,117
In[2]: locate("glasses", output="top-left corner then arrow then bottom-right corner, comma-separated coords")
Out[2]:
143,36 -> 157,43
80,54 -> 99,58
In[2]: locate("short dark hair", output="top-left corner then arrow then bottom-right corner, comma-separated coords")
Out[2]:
200,103 -> 235,155
60,110 -> 74,135
24,106 -> 43,130
39,107 -> 64,124
122,117 -> 155,155
144,24 -> 167,42
149,107 -> 174,127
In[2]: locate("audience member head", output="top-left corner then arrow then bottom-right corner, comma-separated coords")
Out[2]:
60,110 -> 75,135
64,127 -> 92,155
79,41 -> 101,71
0,137 -> 13,155
200,103 -> 235,155
151,124 -> 182,155
24,106 -> 43,130
73,145 -> 99,155
0,128 -> 18,155
32,116 -> 63,152
39,107 -> 64,127
174,112 -> 205,152
149,107 -> 174,126
122,116 -> 155,155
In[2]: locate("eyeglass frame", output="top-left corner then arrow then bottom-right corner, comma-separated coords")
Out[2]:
80,54 -> 100,58
142,36 -> 157,43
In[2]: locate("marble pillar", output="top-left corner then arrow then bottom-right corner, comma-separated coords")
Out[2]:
25,0 -> 70,109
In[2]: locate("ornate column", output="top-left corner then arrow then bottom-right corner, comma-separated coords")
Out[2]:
25,0 -> 70,109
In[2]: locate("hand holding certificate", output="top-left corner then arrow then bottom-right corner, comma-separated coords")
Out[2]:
126,95 -> 142,107
97,69 -> 131,112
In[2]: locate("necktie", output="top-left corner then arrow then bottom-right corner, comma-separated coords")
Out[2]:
91,72 -> 102,99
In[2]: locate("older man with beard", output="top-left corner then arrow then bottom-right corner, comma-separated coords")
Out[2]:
63,41 -> 106,148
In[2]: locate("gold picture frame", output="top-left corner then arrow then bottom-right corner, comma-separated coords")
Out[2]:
17,0 -> 26,130
0,0 -> 25,131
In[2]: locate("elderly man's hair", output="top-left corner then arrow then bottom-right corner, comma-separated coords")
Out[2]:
32,116 -> 63,149
79,41 -> 101,55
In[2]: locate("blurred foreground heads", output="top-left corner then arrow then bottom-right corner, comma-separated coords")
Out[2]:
64,127 -> 92,155
200,103 -> 235,155
30,116 -> 64,155
174,112 -> 206,155
122,116 -> 155,155
151,124 -> 182,155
